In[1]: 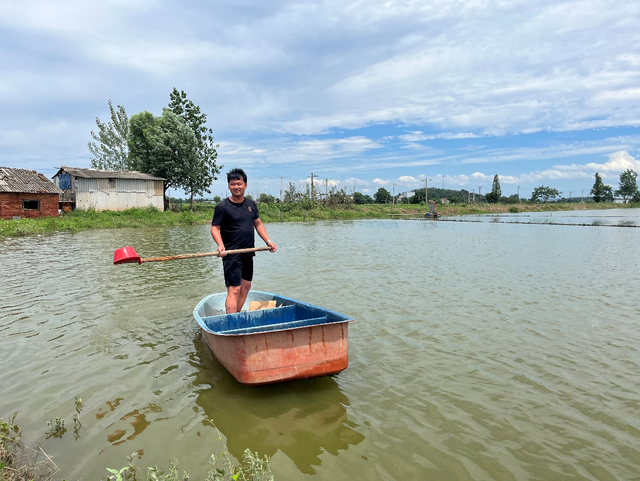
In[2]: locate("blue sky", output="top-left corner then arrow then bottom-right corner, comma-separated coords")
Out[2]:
2,0 -> 640,199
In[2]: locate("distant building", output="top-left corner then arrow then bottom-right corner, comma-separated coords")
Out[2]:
52,166 -> 165,211
0,166 -> 63,220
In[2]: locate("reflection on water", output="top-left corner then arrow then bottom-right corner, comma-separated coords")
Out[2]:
445,207 -> 640,226
190,335 -> 364,474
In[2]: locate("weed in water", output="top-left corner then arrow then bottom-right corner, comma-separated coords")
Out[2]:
45,418 -> 66,439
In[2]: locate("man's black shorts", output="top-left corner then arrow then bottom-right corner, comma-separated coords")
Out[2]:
222,256 -> 254,287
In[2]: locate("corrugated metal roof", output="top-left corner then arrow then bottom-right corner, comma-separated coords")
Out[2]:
55,166 -> 165,181
0,167 -> 63,194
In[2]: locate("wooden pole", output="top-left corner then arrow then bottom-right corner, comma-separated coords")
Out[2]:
141,247 -> 271,263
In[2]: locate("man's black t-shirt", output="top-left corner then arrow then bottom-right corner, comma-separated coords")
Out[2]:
211,198 -> 259,256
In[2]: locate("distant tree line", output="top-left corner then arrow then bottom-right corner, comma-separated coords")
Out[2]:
365,171 -> 639,206
88,89 -> 221,210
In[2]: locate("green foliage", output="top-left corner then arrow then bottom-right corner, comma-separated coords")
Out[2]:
128,109 -> 198,197
167,89 -> 222,206
590,172 -> 614,202
45,417 -> 66,439
616,169 -> 638,201
89,100 -> 132,170
283,182 -> 304,202
531,185 -> 562,203
485,174 -> 502,203
105,437 -> 273,481
353,192 -> 373,204
0,413 -> 21,446
373,187 -> 392,204
258,193 -> 277,204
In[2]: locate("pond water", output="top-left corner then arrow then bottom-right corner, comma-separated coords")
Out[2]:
1,211 -> 639,480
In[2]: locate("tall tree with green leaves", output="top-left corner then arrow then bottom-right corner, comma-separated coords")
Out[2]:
531,185 -> 561,203
88,100 -> 131,170
128,109 -> 199,208
374,187 -> 392,204
616,169 -> 638,202
590,172 -> 614,202
485,174 -> 502,203
167,88 -> 221,206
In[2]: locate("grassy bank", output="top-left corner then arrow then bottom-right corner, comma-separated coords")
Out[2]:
0,202 -> 635,238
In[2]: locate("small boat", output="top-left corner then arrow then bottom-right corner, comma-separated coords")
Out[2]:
193,291 -> 354,385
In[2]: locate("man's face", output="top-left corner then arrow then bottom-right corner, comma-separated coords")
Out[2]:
229,179 -> 247,197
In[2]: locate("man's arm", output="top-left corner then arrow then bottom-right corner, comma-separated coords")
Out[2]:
254,219 -> 277,252
211,225 -> 227,257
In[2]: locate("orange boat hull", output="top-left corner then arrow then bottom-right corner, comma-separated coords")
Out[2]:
201,322 -> 349,385
194,291 -> 353,385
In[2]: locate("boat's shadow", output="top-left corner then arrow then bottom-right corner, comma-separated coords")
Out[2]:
189,333 -> 365,474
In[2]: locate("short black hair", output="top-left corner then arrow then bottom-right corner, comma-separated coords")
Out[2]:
227,168 -> 247,184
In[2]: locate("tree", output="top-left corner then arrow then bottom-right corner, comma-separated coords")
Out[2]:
373,187 -> 392,204
88,100 -> 131,170
258,193 -> 277,204
531,185 -> 562,203
167,89 -> 221,208
353,192 -> 373,204
590,172 -> 614,203
128,109 -> 199,208
284,182 -> 303,202
485,174 -> 502,203
616,169 -> 638,202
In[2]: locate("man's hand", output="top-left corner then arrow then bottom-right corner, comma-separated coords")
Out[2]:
266,240 -> 277,253
217,245 -> 227,257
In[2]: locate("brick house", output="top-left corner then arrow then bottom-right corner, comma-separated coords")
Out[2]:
0,167 -> 63,220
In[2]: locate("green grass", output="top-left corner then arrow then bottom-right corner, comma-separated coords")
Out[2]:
1,202 -> 637,238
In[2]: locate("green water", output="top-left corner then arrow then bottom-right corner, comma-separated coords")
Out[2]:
1,213 -> 639,479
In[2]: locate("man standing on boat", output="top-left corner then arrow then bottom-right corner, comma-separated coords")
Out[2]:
211,168 -> 277,313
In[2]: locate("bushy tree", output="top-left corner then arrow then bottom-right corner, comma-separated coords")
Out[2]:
485,174 -> 502,203
88,100 -> 131,170
128,109 -> 199,207
258,193 -> 277,204
616,169 -> 638,202
374,187 -> 392,204
531,185 -> 561,203
167,89 -> 221,207
353,192 -> 373,204
590,172 -> 614,202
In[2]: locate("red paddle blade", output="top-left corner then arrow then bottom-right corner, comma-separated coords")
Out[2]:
113,246 -> 142,264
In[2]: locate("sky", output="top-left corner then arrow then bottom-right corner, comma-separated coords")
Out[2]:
2,0 -> 640,200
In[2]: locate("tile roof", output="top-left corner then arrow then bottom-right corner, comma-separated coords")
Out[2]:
55,166 -> 165,181
0,167 -> 63,194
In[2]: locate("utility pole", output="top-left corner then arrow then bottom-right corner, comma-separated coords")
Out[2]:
424,177 -> 433,207
393,183 -> 396,205
309,173 -> 315,201
478,186 -> 482,196
582,190 -> 584,202
517,185 -> 520,202
280,176 -> 284,202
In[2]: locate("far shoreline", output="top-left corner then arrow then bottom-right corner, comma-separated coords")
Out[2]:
0,202 -> 636,238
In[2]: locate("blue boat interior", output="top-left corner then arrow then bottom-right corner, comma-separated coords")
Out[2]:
194,291 -> 351,336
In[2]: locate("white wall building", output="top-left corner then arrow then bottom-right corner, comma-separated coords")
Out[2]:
53,166 -> 165,211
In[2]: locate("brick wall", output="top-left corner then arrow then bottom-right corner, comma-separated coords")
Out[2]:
0,193 -> 60,219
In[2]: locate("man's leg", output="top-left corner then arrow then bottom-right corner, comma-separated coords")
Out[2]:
225,285 -> 241,313
236,279 -> 252,312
